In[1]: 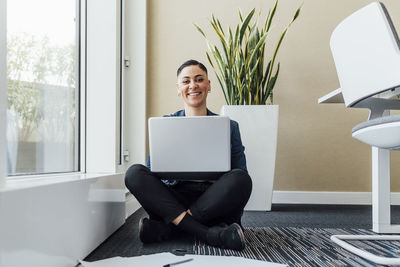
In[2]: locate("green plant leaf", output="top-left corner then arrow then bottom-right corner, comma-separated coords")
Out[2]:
195,2 -> 301,105
266,0 -> 278,32
291,5 -> 302,24
239,8 -> 255,44
239,9 -> 244,22
210,19 -> 231,64
193,23 -> 206,38
263,63 -> 280,104
247,33 -> 267,68
217,18 -> 225,36
234,24 -> 240,47
215,70 -> 229,104
266,28 -> 286,86
248,24 -> 259,51
206,51 -> 214,68
262,60 -> 271,90
264,9 -> 271,32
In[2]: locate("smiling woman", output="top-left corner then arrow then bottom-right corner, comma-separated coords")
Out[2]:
176,60 -> 211,115
124,59 -> 253,251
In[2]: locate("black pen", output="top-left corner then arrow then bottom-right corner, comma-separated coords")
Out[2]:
163,258 -> 193,267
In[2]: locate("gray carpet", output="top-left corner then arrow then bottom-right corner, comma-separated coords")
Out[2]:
194,227 -> 400,267
84,204 -> 400,265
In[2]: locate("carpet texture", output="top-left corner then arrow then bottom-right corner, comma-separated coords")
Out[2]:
84,205 -> 400,263
193,227 -> 400,267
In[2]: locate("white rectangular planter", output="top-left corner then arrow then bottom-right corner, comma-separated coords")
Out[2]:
221,105 -> 279,211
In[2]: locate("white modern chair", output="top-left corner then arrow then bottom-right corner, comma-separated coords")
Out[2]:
320,2 -> 400,265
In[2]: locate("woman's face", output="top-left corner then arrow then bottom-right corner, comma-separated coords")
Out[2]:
177,65 -> 210,109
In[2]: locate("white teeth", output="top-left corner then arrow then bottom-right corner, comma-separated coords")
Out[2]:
188,92 -> 201,96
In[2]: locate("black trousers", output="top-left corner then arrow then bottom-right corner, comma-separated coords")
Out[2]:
125,164 -> 252,226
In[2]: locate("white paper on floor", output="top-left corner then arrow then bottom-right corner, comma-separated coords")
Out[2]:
79,252 -> 287,267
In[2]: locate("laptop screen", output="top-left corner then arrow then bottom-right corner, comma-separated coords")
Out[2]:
148,116 -> 231,175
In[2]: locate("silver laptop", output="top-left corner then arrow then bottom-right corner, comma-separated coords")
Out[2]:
148,116 -> 231,180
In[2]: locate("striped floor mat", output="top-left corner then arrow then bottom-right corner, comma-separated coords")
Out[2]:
193,227 -> 400,266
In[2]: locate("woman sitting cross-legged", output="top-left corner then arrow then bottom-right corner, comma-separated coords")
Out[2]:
125,59 -> 252,251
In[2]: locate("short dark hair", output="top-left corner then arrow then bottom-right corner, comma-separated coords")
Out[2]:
177,59 -> 208,77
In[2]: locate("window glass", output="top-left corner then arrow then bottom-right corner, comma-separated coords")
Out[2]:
7,0 -> 79,175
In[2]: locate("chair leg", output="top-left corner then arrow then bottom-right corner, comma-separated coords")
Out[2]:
372,147 -> 391,232
331,147 -> 400,265
331,235 -> 400,265
372,147 -> 400,233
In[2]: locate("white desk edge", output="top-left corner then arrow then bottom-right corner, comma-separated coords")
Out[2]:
318,88 -> 344,104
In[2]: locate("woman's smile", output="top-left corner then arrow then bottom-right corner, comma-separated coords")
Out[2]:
176,65 -> 211,111
187,91 -> 202,97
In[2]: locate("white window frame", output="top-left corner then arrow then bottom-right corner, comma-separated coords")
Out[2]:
0,0 -> 6,187
80,0 -> 87,173
4,0 -> 82,178
122,0 -> 147,171
1,0 -> 147,186
85,0 -> 122,173
0,0 -> 147,264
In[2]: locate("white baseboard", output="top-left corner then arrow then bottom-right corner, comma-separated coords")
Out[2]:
272,191 -> 400,205
123,191 -> 400,218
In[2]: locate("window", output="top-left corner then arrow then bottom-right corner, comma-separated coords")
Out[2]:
6,0 -> 79,175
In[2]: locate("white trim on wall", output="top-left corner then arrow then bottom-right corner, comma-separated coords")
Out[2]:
86,0 -> 121,173
122,0 -> 147,169
126,190 -> 400,217
273,191 -> 400,205
116,0 -> 148,216
0,0 -> 6,187
79,0 -> 87,173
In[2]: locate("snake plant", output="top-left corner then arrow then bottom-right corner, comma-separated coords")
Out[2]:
194,1 -> 301,105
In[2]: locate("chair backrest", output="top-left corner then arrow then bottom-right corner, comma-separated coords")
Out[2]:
330,2 -> 400,107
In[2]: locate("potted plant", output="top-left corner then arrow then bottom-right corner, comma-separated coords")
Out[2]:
195,1 -> 301,211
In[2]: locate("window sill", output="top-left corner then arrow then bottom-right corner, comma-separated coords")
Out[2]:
1,172 -> 123,192
0,172 -> 126,266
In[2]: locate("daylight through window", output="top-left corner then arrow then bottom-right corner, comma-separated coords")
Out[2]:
6,0 -> 79,175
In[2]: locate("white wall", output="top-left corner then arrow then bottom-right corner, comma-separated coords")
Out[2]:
144,0 -> 400,193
